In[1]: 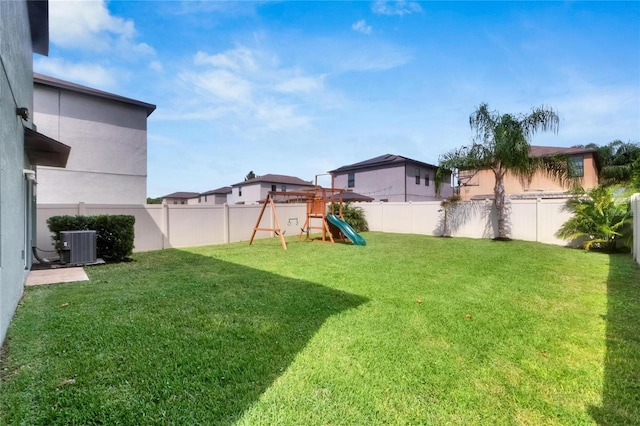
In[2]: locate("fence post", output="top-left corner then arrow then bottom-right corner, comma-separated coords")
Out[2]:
409,201 -> 413,234
536,197 -> 541,243
162,202 -> 170,249
223,203 -> 230,244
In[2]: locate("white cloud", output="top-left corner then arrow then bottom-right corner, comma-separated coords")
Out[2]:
188,69 -> 254,104
194,48 -> 258,73
167,46 -> 333,132
149,61 -> 164,73
33,57 -> 119,90
352,20 -> 372,35
255,101 -> 312,131
49,0 -> 153,56
335,46 -> 411,72
275,76 -> 325,93
372,0 -> 422,16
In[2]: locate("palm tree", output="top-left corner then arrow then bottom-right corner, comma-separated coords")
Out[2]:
437,103 -> 567,240
556,186 -> 633,251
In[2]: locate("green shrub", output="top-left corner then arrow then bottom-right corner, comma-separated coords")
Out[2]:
631,156 -> 640,192
328,202 -> 369,232
47,215 -> 135,261
556,186 -> 632,251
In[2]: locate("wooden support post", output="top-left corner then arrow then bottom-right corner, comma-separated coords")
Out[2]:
250,194 -> 287,249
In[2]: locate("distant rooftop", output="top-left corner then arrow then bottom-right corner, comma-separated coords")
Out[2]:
529,145 -> 598,157
200,186 -> 232,196
161,192 -> 199,200
329,154 -> 439,174
230,174 -> 313,187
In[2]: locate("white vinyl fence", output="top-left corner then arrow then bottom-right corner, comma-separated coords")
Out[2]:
36,195 -> 639,264
36,203 -> 307,254
358,198 -> 574,246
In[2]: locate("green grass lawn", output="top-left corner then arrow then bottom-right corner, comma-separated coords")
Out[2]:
1,233 -> 639,425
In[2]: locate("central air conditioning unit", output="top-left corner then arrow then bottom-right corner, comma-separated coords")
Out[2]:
60,230 -> 97,265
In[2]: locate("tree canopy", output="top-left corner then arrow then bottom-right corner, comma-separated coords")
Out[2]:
593,140 -> 639,187
437,103 -> 565,240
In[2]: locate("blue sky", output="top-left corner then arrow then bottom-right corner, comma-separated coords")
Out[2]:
35,1 -> 640,197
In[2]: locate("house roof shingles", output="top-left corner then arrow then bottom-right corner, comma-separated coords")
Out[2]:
529,145 -> 597,157
161,192 -> 200,200
329,154 -> 439,174
230,174 -> 313,187
200,186 -> 232,196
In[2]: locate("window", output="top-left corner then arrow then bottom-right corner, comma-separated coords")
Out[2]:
173,199 -> 177,205
271,184 -> 277,192
425,173 -> 430,186
568,156 -> 584,177
238,186 -> 242,196
281,185 -> 287,192
348,172 -> 355,188
198,196 -> 202,203
415,168 -> 420,184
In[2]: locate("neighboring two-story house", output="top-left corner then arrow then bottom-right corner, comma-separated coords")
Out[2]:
161,192 -> 200,205
1,0 -> 71,344
458,146 -> 600,200
230,174 -> 315,204
33,73 -> 156,204
329,154 -> 453,202
199,186 -> 232,205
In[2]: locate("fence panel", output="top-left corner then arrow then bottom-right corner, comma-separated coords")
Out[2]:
166,205 -> 225,248
228,205 -> 264,243
84,204 -> 165,252
360,198 -> 580,246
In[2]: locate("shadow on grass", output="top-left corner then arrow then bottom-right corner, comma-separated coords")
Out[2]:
1,249 -> 367,425
589,254 -> 640,424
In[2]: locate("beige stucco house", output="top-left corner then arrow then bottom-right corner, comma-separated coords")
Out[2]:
458,146 -> 600,200
329,154 -> 453,202
33,73 -> 156,204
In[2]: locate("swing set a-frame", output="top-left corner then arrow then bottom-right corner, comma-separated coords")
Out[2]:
249,185 -> 350,250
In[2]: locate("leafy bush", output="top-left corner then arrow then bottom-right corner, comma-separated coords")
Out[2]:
328,202 -> 369,232
556,186 -> 632,251
631,156 -> 640,192
47,215 -> 135,261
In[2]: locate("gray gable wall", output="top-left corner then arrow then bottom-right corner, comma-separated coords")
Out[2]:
1,0 -> 38,344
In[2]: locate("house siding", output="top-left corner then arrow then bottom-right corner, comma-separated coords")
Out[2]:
231,183 -> 312,204
0,0 -> 36,344
459,152 -> 599,200
333,163 -> 452,202
34,79 -> 150,204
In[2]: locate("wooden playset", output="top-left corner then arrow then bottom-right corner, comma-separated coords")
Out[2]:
249,186 -> 356,250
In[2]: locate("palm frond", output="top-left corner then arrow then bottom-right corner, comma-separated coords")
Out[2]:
518,105 -> 560,138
